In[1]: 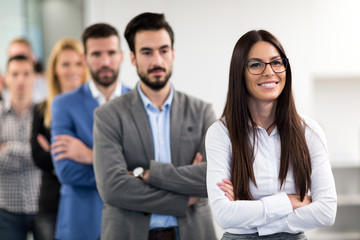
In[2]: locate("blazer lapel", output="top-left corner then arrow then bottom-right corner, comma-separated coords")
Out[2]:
82,83 -> 99,115
129,90 -> 154,161
170,91 -> 184,167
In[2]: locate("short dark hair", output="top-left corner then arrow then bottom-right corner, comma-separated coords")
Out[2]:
124,12 -> 174,53
82,23 -> 120,54
7,55 -> 34,70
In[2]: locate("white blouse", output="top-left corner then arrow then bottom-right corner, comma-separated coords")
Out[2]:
205,116 -> 337,236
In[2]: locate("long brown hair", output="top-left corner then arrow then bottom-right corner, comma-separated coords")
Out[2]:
222,30 -> 311,201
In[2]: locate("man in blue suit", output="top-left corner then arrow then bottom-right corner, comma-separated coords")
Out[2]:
50,23 -> 131,240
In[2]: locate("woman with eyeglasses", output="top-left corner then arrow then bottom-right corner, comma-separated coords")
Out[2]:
205,30 -> 337,240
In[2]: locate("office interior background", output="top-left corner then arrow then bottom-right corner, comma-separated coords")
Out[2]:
1,0 -> 360,239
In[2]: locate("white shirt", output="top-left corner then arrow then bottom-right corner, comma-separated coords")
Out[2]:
89,79 -> 123,106
33,74 -> 48,103
205,115 -> 337,236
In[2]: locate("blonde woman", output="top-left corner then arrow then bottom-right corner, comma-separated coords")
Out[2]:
30,38 -> 87,240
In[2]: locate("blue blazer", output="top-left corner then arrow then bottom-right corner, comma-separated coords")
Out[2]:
51,82 -> 131,240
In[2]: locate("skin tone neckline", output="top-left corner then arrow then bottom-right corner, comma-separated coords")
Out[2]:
245,41 -> 286,135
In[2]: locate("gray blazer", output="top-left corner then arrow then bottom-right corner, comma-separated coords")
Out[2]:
93,88 -> 217,240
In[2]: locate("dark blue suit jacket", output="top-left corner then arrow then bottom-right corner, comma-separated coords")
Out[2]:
51,82 -> 131,240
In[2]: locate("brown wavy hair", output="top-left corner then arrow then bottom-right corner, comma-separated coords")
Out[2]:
222,30 -> 311,201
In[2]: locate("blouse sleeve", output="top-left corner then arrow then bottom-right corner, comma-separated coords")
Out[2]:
257,119 -> 337,235
206,121 -> 293,230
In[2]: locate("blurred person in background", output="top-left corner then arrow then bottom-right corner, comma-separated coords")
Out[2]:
0,55 -> 41,240
31,38 -> 88,240
50,23 -> 131,240
6,38 -> 48,103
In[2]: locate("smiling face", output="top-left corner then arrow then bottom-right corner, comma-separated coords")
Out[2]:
245,41 -> 286,105
55,49 -> 85,93
131,29 -> 174,91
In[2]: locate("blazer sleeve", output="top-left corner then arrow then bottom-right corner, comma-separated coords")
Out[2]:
51,97 -> 96,187
31,103 -> 53,172
147,103 -> 216,197
93,105 -> 189,217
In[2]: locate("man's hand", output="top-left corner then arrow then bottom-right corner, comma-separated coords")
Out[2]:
37,134 -> 50,152
287,194 -> 312,210
192,152 -> 203,165
51,134 -> 93,164
0,142 -> 5,152
143,169 -> 150,182
188,197 -> 199,206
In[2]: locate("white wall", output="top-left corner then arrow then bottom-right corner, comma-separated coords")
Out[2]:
0,0 -> 25,72
42,0 -> 84,67
84,0 -> 360,167
0,0 -> 45,71
313,77 -> 360,166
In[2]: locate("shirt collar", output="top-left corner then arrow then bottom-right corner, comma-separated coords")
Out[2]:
255,124 -> 278,136
89,79 -> 123,105
1,99 -> 33,115
137,82 -> 174,111
4,98 -> 12,112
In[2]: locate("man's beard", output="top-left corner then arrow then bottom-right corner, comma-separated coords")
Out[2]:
90,67 -> 119,87
138,66 -> 172,91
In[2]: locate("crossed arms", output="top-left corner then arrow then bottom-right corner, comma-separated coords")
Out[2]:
205,120 -> 337,235
93,102 -> 216,217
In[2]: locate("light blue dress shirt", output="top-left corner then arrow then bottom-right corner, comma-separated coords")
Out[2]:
137,83 -> 178,229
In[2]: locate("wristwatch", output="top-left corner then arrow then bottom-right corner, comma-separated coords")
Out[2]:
133,167 -> 144,179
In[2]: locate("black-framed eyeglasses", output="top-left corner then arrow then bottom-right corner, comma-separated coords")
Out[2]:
245,58 -> 288,75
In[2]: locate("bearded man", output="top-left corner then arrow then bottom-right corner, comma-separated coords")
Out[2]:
50,23 -> 131,240
93,13 -> 217,240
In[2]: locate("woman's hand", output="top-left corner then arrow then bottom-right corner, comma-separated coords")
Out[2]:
51,134 -> 93,164
37,134 -> 50,152
217,179 -> 235,201
287,194 -> 312,210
